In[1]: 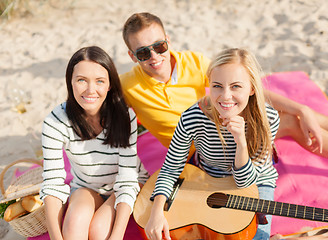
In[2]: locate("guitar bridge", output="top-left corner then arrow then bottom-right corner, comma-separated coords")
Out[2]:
164,177 -> 184,211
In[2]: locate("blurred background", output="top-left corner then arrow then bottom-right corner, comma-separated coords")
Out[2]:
0,0 -> 327,239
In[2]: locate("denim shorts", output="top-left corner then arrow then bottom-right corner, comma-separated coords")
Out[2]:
252,184 -> 275,240
70,187 -> 110,201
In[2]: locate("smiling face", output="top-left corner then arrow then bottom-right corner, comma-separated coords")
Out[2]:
127,23 -> 172,82
71,60 -> 110,117
209,63 -> 255,119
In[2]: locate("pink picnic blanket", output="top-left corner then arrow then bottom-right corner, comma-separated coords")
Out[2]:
264,72 -> 328,235
28,71 -> 328,239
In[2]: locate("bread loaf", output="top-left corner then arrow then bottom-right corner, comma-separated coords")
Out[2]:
3,200 -> 28,222
21,194 -> 43,212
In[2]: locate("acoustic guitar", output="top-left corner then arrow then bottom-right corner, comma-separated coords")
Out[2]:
133,164 -> 328,240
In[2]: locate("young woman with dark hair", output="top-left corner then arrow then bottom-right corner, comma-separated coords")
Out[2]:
41,46 -> 148,240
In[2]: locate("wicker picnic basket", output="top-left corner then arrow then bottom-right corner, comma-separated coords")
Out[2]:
0,158 -> 47,237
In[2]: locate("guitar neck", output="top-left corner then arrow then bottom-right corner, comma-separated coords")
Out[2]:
226,194 -> 328,222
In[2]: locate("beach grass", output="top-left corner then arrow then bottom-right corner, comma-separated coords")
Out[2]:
0,0 -> 29,19
0,0 -> 76,19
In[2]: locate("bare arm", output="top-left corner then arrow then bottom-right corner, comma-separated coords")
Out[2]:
44,196 -> 65,240
222,116 -> 248,169
264,89 -> 308,115
145,195 -> 171,240
264,89 -> 323,153
108,202 -> 132,240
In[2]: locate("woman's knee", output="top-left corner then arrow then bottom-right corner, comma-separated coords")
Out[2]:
89,195 -> 116,240
89,217 -> 113,240
62,204 -> 94,238
62,188 -> 102,239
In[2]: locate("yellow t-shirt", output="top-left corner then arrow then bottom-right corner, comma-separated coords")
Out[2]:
120,50 -> 210,148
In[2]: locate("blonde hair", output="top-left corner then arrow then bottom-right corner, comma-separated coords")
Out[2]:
201,48 -> 271,162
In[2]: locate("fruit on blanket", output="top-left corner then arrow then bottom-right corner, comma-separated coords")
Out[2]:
3,200 -> 28,222
21,194 -> 43,212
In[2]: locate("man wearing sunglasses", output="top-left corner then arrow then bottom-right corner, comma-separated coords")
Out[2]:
121,12 -> 210,149
120,12 -> 325,157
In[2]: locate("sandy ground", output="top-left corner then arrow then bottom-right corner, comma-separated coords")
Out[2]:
0,0 -> 327,239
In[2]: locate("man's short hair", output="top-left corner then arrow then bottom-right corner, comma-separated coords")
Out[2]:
123,12 -> 165,50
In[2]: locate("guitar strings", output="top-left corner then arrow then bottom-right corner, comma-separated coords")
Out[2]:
206,195 -> 328,222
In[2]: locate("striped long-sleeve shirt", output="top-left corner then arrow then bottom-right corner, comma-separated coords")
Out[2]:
40,103 -> 148,211
152,102 -> 280,199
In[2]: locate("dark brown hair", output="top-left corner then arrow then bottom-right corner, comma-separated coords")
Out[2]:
65,46 -> 131,148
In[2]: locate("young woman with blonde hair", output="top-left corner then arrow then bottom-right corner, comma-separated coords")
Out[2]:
145,48 -> 280,240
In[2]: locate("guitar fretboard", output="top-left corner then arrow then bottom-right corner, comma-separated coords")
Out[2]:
226,194 -> 328,222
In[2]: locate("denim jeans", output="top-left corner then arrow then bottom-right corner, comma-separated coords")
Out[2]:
252,185 -> 275,240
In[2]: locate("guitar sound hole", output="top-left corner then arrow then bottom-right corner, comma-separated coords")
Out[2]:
207,192 -> 228,208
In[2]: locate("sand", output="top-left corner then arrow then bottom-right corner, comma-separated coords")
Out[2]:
0,0 -> 327,239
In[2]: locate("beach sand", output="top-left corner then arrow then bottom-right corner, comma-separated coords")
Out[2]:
0,0 -> 327,239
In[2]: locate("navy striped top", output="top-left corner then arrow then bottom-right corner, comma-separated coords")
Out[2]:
152,102 -> 280,199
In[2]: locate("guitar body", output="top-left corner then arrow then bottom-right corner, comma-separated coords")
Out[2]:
133,164 -> 259,240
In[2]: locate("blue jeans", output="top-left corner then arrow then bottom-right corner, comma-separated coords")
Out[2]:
253,185 -> 275,240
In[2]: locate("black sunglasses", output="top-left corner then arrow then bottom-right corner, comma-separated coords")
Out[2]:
132,40 -> 169,62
